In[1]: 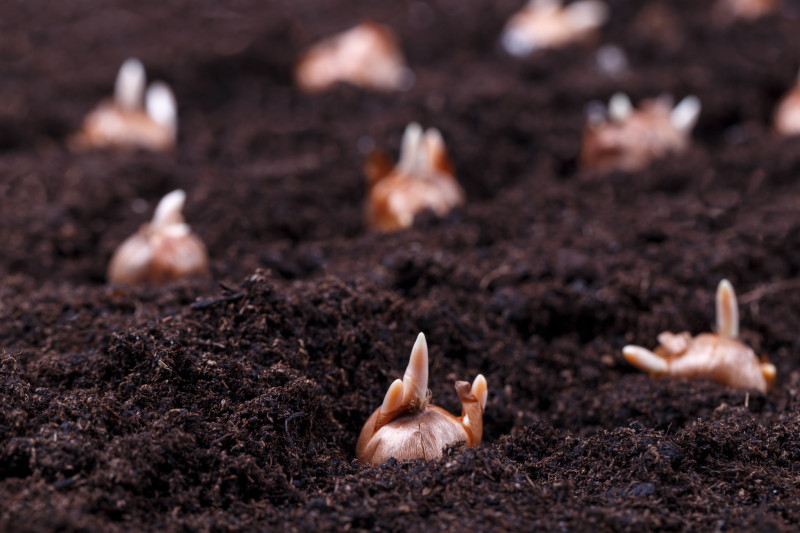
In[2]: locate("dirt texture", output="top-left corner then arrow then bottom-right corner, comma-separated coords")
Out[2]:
3,0 -> 800,531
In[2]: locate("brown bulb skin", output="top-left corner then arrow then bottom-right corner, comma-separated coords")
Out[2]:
654,332 -> 773,393
71,101 -> 175,152
356,381 -> 484,466
365,125 -> 464,233
366,167 -> 464,232
580,100 -> 688,173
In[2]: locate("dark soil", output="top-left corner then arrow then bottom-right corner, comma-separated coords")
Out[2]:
3,0 -> 800,531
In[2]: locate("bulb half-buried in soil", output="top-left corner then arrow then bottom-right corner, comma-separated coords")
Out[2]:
295,20 -> 414,93
71,58 -> 178,152
107,190 -> 209,285
623,279 -> 776,393
356,333 -> 488,466
580,93 -> 700,173
501,0 -> 609,56
365,123 -> 465,232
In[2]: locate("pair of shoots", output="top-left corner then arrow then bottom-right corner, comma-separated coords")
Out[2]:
581,92 -> 701,173
357,333 -> 488,466
295,20 -> 414,93
624,280 -> 776,393
501,0 -> 609,57
365,123 -> 465,232
108,190 -> 209,285
71,58 -> 177,152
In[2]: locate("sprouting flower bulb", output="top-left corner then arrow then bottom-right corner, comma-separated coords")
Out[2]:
623,279 -> 776,393
295,21 -> 414,93
365,123 -> 465,232
580,93 -> 701,173
356,333 -> 488,466
108,190 -> 209,285
71,58 -> 178,152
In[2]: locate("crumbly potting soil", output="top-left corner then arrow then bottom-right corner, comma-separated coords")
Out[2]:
2,0 -> 800,531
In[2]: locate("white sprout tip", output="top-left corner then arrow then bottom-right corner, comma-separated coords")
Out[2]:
146,82 -> 178,137
608,92 -> 633,122
152,189 -> 186,230
402,332 -> 429,405
381,379 -> 405,413
623,345 -> 669,375
471,374 -> 488,410
115,58 -> 146,111
716,279 -> 739,339
398,123 -> 423,172
564,1 -> 610,31
670,95 -> 701,132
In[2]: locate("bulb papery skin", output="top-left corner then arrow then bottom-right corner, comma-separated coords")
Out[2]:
656,333 -> 770,393
108,225 -> 208,284
365,124 -> 464,232
295,21 -> 411,93
356,406 -> 473,466
76,103 -> 175,152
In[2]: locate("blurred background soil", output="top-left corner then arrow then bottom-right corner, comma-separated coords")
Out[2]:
2,0 -> 800,530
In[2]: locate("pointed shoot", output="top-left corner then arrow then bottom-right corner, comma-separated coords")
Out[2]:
115,58 -> 146,111
471,374 -> 488,410
423,128 -> 445,163
381,379 -> 405,413
398,123 -> 423,175
623,345 -> 669,375
670,95 -> 701,133
146,82 -> 178,139
151,190 -> 186,230
608,92 -> 633,122
419,127 -> 448,175
716,279 -> 739,339
402,332 -> 429,407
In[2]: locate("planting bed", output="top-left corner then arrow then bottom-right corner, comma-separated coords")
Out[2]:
3,0 -> 800,530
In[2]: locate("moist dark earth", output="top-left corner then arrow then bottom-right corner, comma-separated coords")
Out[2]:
3,0 -> 800,531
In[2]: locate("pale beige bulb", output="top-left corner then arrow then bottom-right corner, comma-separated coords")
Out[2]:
356,333 -> 488,466
108,190 -> 209,285
580,93 -> 701,173
623,279 -> 776,393
295,21 -> 413,93
71,58 -> 177,152
501,0 -> 609,56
